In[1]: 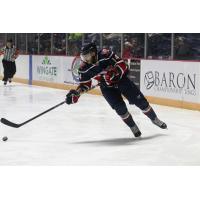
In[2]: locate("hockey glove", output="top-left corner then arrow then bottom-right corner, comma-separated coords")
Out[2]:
102,68 -> 122,86
66,90 -> 80,105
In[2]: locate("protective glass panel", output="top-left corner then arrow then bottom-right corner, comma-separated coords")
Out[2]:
16,33 -> 26,53
102,33 -> 122,56
174,33 -> 200,60
39,33 -> 51,55
67,33 -> 83,56
27,33 -> 39,54
0,33 -> 6,48
147,33 -> 171,59
123,33 -> 144,59
53,33 -> 66,55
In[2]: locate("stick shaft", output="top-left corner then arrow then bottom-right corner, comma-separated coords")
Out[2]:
20,84 -> 98,126
20,101 -> 66,126
1,84 -> 99,128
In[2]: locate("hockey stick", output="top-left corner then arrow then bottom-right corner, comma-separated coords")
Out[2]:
1,84 -> 98,128
1,101 -> 66,128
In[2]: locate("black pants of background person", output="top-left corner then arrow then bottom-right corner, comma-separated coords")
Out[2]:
2,59 -> 16,82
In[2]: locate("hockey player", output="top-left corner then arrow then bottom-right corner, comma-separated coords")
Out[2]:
0,39 -> 19,85
65,43 -> 167,137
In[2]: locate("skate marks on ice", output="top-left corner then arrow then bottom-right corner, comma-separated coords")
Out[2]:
71,133 -> 167,146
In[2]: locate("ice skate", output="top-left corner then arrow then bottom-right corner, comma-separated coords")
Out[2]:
152,117 -> 167,129
130,125 -> 142,137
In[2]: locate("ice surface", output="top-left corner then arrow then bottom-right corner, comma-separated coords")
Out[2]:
0,82 -> 200,165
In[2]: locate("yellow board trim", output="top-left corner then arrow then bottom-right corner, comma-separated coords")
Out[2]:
0,76 -> 29,84
13,77 -> 29,84
146,96 -> 200,111
0,75 -> 28,84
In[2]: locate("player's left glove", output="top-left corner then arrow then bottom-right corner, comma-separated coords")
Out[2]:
66,90 -> 80,105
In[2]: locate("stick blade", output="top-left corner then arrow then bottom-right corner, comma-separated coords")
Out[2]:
1,118 -> 20,128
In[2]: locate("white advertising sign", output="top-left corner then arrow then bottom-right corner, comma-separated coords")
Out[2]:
32,56 -> 60,83
32,55 -> 76,84
63,56 -> 76,84
140,60 -> 200,103
15,55 -> 29,79
0,55 -> 29,79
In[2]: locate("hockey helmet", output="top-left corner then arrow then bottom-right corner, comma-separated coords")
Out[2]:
80,42 -> 97,55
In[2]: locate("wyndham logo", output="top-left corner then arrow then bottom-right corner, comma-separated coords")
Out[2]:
37,56 -> 57,78
42,56 -> 51,65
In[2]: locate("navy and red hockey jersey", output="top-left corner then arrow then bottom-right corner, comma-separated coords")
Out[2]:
77,48 -> 128,92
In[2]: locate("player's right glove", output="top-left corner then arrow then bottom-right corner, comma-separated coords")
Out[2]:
66,90 -> 80,105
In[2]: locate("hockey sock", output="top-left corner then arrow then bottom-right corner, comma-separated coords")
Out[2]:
120,111 -> 142,137
143,106 -> 167,129
142,105 -> 157,120
120,111 -> 136,128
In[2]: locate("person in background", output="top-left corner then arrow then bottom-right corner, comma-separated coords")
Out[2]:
122,41 -> 133,59
175,37 -> 192,60
0,39 -> 19,85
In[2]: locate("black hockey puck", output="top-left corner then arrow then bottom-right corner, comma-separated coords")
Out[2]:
2,136 -> 8,141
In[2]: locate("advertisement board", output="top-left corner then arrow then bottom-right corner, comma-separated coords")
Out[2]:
63,56 -> 78,84
140,60 -> 200,104
128,58 -> 141,88
0,55 -> 29,79
32,55 -> 63,83
15,55 -> 29,79
32,55 -> 75,84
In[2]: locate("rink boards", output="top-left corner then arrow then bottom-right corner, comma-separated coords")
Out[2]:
0,55 -> 101,95
140,60 -> 200,111
0,55 -> 200,110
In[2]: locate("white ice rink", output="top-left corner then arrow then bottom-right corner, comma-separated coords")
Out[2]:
0,82 -> 200,165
